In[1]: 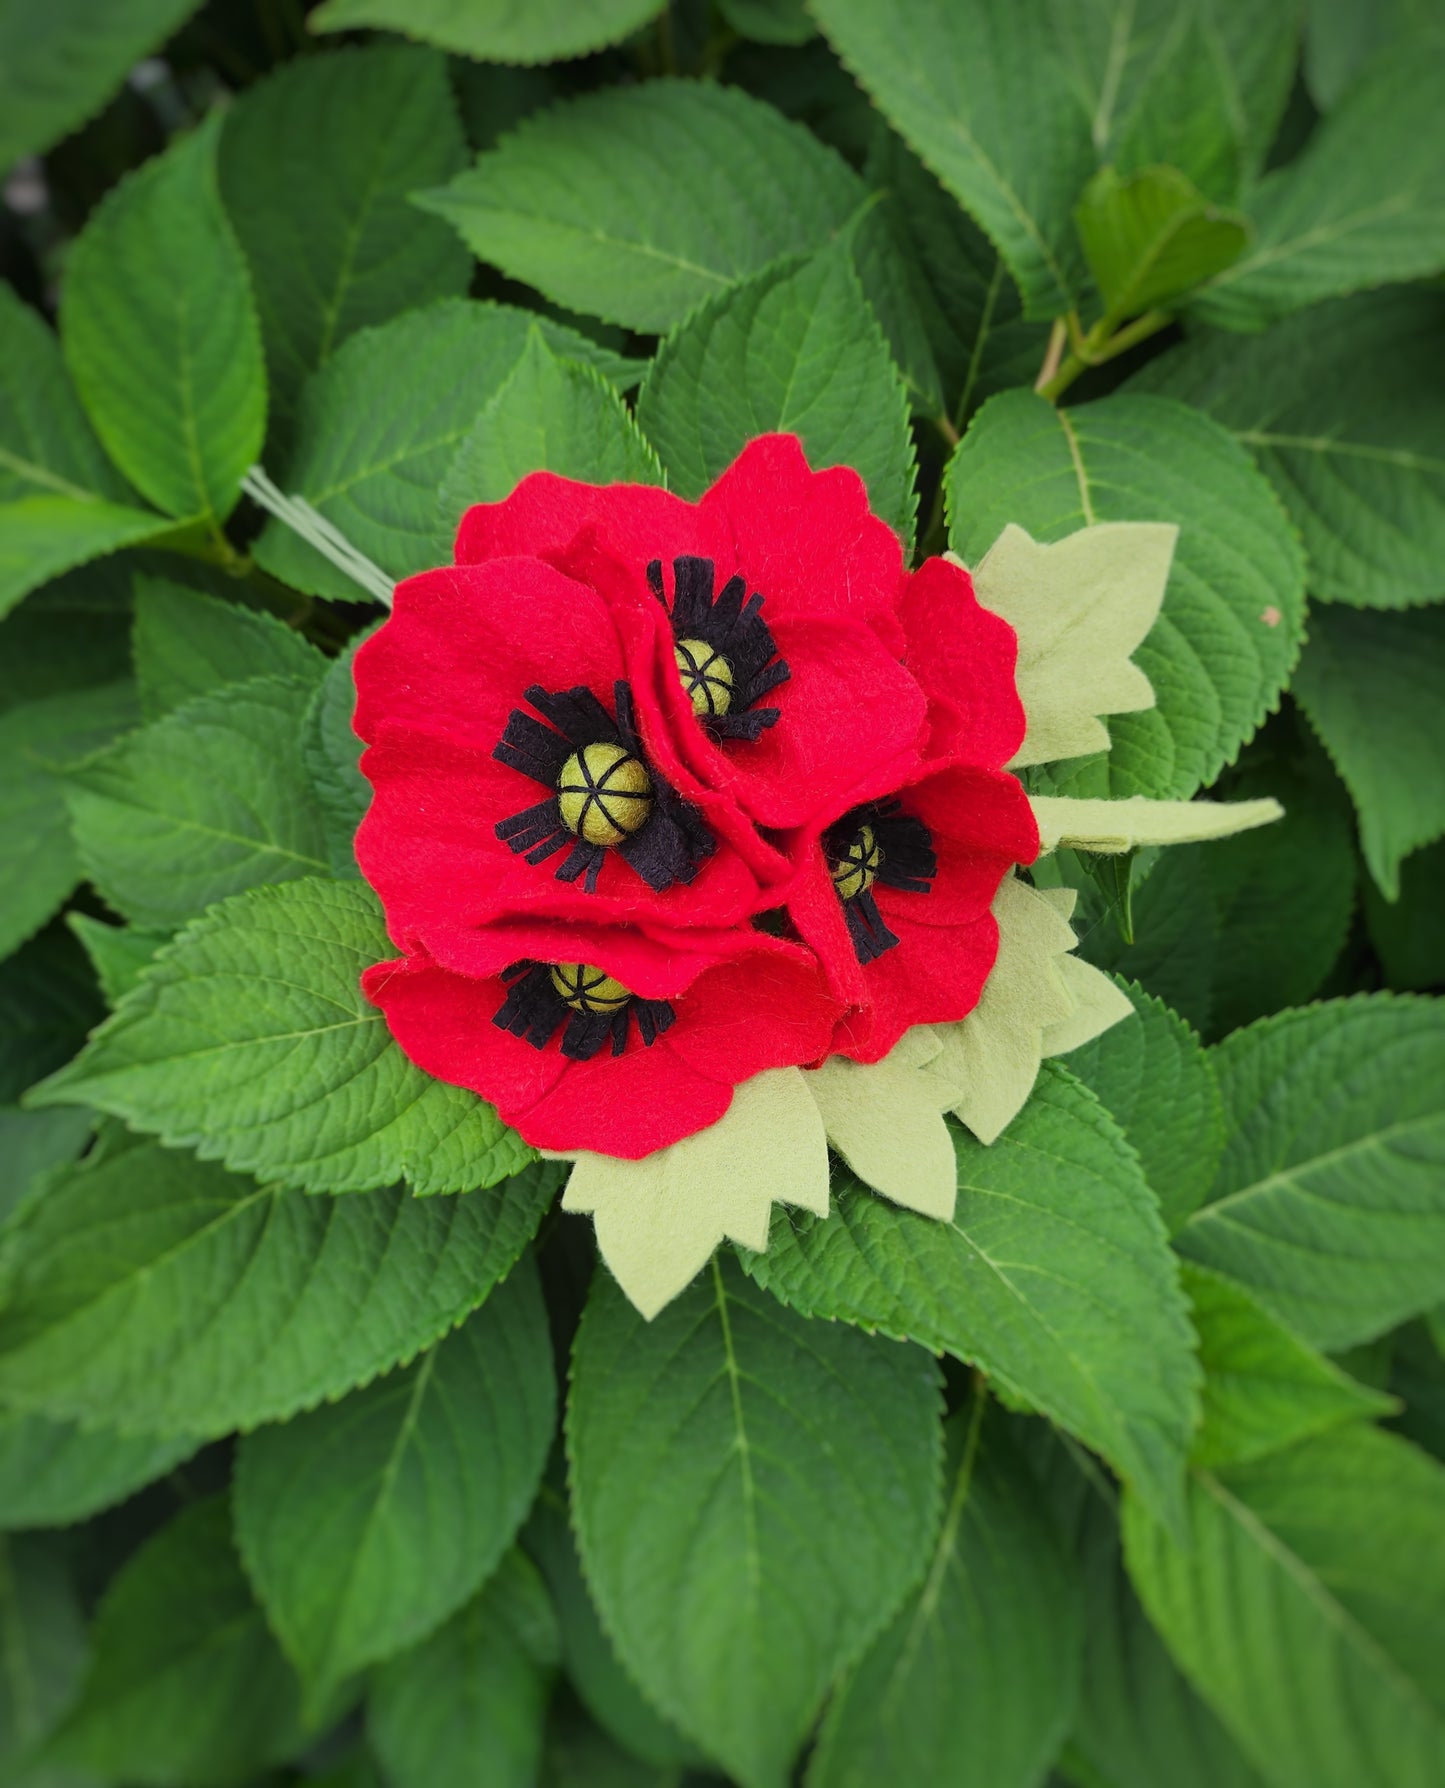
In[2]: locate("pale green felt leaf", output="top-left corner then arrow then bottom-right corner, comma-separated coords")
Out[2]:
1063,978 -> 1224,1232
370,1548 -> 559,1788
0,1411 -> 196,1530
1074,165 -> 1249,325
439,330 -> 661,549
525,1477 -> 702,1770
745,1067 -> 1200,1533
254,299 -> 638,601
561,1066 -> 829,1321
638,242 -> 917,547
863,128 -> 1048,424
1293,605 -> 1445,898
0,681 -> 138,962
66,916 -> 169,1007
0,283 -> 133,510
302,633 -> 372,881
1183,1262 -> 1396,1471
1132,289 -> 1445,610
1043,952 -> 1137,1056
47,1496 -> 304,1785
967,521 -> 1174,768
1032,794 -> 1283,854
235,1259 -> 553,1710
218,45 -> 470,437
0,1128 -> 558,1437
60,116 -> 266,523
568,1257 -> 944,1788
1122,1426 -> 1445,1788
948,390 -> 1305,800
310,0 -> 666,63
419,80 -> 865,334
0,0 -> 202,168
1190,35 -> 1445,329
808,0 -> 1093,318
0,495 -> 178,625
29,877 -> 533,1196
66,673 -> 331,930
132,576 -> 324,720
807,1406 -> 1081,1788
1176,996 -> 1445,1352
1062,1469 -> 1270,1788
0,1535 -> 89,1775
1052,0 -> 1299,201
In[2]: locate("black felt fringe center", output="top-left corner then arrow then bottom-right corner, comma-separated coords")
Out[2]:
494,679 -> 714,893
824,798 -> 938,965
647,555 -> 790,741
493,963 -> 676,1061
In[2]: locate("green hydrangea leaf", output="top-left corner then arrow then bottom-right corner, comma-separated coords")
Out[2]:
0,1534 -> 89,1776
1122,1426 -> 1445,1788
132,576 -> 324,719
1132,289 -> 1445,610
638,241 -> 917,547
1190,35 -> 1445,328
1062,977 -> 1224,1232
0,0 -> 203,167
61,116 -> 266,523
439,329 -> 662,548
568,1256 -> 943,1788
235,1258 -> 553,1712
65,673 -> 331,929
0,680 -> 138,961
808,0 -> 1092,317
744,1066 -> 1200,1533
302,633 -> 372,881
419,80 -> 866,335
29,877 -> 533,1195
808,1405 -> 1082,1788
67,915 -> 169,1007
1293,605 -> 1445,897
218,44 -> 471,437
45,1497 -> 305,1785
1074,165 -> 1249,327
947,390 -> 1305,800
1184,1262 -> 1396,1470
0,497 -> 176,628
1176,995 -> 1445,1350
254,299 -> 640,601
309,0 -> 666,63
1365,839 -> 1445,993
0,1411 -> 197,1529
0,1128 -> 558,1436
369,1549 -> 560,1788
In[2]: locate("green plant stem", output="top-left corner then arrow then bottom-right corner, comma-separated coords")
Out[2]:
1038,308 -> 1172,404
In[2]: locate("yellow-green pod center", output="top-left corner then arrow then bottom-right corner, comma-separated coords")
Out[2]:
830,824 -> 882,902
674,638 -> 734,718
557,742 -> 653,847
549,962 -> 632,1014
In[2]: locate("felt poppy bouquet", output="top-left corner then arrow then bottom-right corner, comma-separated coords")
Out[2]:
348,434 -> 1280,1316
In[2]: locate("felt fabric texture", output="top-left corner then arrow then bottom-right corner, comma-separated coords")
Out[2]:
803,1028 -> 965,1221
361,925 -> 842,1159
933,875 -> 1094,1145
560,1065 -> 830,1319
1042,954 -> 1138,1056
961,522 -> 1177,769
896,551 -> 1027,764
1030,794 -> 1285,854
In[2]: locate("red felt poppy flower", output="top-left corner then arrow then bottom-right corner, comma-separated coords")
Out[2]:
361,919 -> 843,1158
453,433 -> 927,832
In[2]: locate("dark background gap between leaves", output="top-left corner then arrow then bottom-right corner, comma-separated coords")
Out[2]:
1,1 -> 1444,1786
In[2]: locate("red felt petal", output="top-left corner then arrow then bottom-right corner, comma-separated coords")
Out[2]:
875,763 -> 1038,931
453,471 -> 712,574
699,435 -> 907,646
511,1041 -> 733,1159
663,941 -> 844,1085
899,555 -> 1027,766
356,728 -> 763,938
362,954 -> 569,1113
416,917 -> 748,1001
834,908 -> 1003,1064
784,849 -> 870,1010
352,559 -> 624,751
